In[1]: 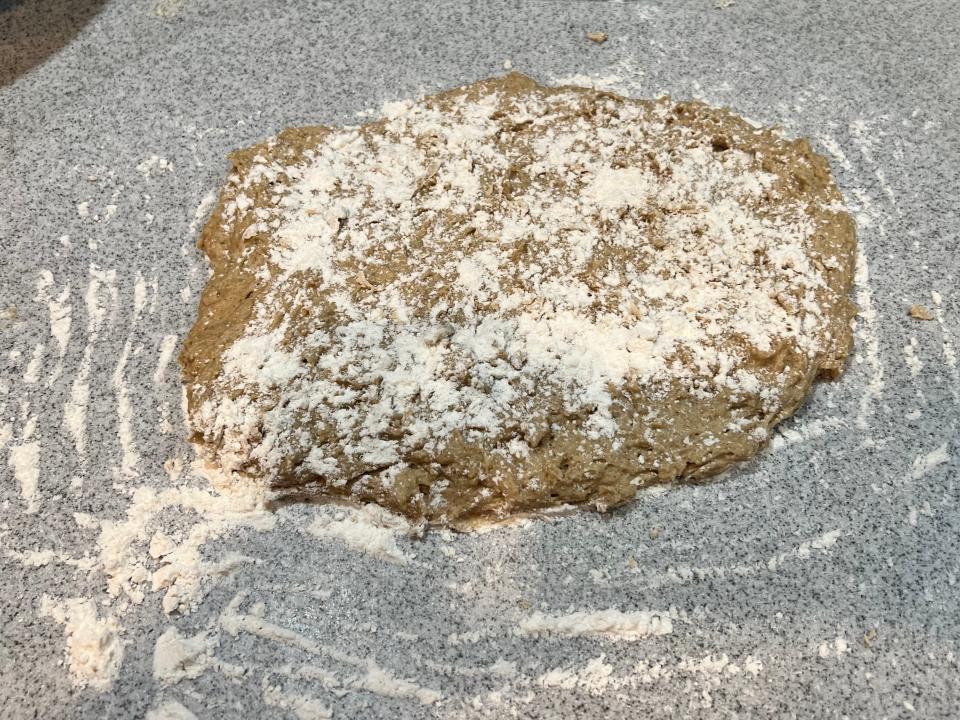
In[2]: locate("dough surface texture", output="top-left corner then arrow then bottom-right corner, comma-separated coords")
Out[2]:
180,73 -> 856,527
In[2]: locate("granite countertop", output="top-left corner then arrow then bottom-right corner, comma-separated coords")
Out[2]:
2,1 -> 958,718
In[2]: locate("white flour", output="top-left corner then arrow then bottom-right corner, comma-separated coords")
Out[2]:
64,266 -> 118,463
904,336 -> 923,377
519,608 -> 673,640
34,270 -> 72,386
134,271 -> 149,317
22,343 -> 44,384
470,649 -> 763,709
636,528 -> 844,588
87,461 -> 275,613
39,596 -> 124,691
305,504 -> 412,563
262,682 -> 332,720
6,548 -> 97,570
153,624 -> 247,685
154,627 -> 216,683
112,338 -> 141,476
153,335 -> 179,386
818,635 -> 850,659
853,248 -> 883,429
145,700 -> 198,720
538,655 -> 615,693
137,155 -> 175,178
929,290 -> 960,402
769,416 -> 846,452
911,443 -> 950,479
220,591 -> 441,705
8,438 -> 40,513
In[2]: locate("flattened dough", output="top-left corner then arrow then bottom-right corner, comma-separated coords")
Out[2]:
180,73 -> 856,527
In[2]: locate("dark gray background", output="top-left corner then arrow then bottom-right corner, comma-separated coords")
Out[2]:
2,1 -> 958,717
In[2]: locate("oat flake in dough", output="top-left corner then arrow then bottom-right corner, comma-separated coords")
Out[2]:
180,73 -> 856,528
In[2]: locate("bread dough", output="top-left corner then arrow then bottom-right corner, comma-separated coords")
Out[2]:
180,73 -> 856,528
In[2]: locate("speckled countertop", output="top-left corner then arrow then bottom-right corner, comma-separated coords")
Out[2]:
2,1 -> 958,718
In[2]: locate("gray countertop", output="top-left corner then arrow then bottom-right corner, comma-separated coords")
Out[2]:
2,1 -> 959,718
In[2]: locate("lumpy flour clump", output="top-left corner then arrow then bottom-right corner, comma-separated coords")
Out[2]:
180,73 -> 856,527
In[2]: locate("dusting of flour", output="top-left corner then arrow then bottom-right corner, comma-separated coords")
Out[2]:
519,608 -> 673,640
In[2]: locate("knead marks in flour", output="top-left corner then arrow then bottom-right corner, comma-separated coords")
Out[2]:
179,72 -> 857,528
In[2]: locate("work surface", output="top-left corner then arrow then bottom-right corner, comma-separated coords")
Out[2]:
2,1 -> 958,717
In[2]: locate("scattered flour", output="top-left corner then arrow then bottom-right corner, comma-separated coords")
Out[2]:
154,335 -> 179,386
770,528 -> 842,567
40,596 -> 124,690
910,443 -> 950,479
81,458 -> 275,612
154,627 -> 216,683
929,293 -> 954,357
818,635 -> 849,659
769,416 -> 845,452
818,135 -> 854,176
263,681 -> 333,720
145,700 -> 198,720
550,73 -> 625,90
35,271 -> 72,386
929,290 -> 959,400
134,271 -> 149,319
6,548 -> 97,570
904,336 -> 923,378
908,506 -> 919,527
8,439 -> 40,513
538,655 -> 615,693
155,335 -> 180,433
0,419 -> 11,453
221,592 -> 441,705
137,155 -> 174,178
640,528 -> 844,588
519,608 -> 673,640
188,189 -> 218,238
853,248 -> 884,429
112,339 -> 142,476
843,121 -> 891,430
23,343 -> 45,384
305,505 -> 412,564
65,267 -> 118,463
470,650 -> 762,708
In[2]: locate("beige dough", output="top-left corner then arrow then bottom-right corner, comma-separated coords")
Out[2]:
180,73 -> 856,528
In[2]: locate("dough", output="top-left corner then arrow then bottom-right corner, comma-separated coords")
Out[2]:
180,73 -> 856,528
